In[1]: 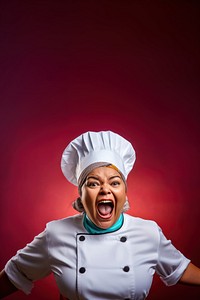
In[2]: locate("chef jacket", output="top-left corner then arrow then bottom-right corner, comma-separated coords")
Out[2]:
5,213 -> 190,300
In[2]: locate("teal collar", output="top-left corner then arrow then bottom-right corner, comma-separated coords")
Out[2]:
83,213 -> 124,234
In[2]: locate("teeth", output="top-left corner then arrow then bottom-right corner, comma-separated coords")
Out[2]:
99,200 -> 112,204
99,200 -> 112,203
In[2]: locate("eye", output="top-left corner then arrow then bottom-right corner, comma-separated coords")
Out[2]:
86,180 -> 100,188
110,180 -> 121,187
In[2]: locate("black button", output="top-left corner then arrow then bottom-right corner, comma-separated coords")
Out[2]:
79,236 -> 85,241
123,266 -> 130,272
120,236 -> 127,242
79,267 -> 86,273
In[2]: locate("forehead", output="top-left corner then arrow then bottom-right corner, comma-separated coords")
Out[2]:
87,166 -> 122,178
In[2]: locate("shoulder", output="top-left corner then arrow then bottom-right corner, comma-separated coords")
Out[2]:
46,213 -> 85,237
123,213 -> 161,243
124,213 -> 159,229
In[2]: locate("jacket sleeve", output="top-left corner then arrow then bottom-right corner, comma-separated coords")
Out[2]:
5,229 -> 51,295
155,226 -> 190,286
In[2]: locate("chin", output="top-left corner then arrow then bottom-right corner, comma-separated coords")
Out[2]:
96,219 -> 114,229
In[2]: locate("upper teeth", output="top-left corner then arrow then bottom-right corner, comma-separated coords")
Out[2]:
99,200 -> 112,204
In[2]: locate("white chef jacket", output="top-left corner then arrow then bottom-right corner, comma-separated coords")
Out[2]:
5,213 -> 190,300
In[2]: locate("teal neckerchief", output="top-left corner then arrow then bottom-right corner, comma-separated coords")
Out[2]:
83,213 -> 124,234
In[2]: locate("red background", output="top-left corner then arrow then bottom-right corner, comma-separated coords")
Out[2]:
0,1 -> 199,299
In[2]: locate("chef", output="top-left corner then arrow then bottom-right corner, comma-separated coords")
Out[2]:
0,130 -> 200,299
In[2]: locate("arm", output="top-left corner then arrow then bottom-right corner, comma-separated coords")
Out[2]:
179,262 -> 200,285
0,269 -> 18,299
3,230 -> 51,296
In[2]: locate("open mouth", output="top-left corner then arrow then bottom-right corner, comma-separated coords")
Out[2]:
97,200 -> 114,219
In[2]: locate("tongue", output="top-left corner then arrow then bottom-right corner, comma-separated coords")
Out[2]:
98,204 -> 112,215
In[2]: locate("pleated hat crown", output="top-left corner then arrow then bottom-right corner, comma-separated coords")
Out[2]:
61,131 -> 136,186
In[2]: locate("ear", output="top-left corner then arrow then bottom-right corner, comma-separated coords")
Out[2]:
72,197 -> 85,213
123,196 -> 130,212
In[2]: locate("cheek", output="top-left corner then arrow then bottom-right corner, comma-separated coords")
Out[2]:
116,191 -> 127,207
81,190 -> 96,211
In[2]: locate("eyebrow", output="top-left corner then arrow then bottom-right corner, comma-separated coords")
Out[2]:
109,175 -> 122,180
86,175 -> 122,181
86,176 -> 99,180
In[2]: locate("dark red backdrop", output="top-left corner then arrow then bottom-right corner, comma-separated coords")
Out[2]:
0,1 -> 199,299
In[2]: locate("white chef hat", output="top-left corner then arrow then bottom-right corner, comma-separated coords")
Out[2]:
61,130 -> 136,186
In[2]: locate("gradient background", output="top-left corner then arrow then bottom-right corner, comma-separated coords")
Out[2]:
0,1 -> 199,299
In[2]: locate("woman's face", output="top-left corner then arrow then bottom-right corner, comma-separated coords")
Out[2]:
81,166 -> 127,229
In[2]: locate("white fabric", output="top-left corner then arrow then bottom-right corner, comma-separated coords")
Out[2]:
61,131 -> 136,185
5,214 -> 190,299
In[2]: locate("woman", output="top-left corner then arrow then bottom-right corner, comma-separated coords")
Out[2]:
0,130 -> 200,299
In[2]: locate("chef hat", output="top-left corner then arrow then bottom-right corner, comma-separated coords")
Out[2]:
61,130 -> 136,186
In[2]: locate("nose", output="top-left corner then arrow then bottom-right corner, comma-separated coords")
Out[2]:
99,184 -> 111,195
